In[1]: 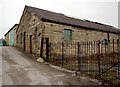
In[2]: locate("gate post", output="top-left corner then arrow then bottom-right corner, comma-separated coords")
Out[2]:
78,42 -> 81,71
62,42 -> 64,66
46,38 -> 49,61
113,39 -> 114,64
117,39 -> 119,82
40,37 -> 44,57
98,40 -> 101,77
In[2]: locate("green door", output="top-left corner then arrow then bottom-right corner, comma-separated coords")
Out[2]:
9,30 -> 14,46
64,29 -> 71,40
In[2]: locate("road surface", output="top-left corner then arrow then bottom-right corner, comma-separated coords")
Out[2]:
2,46 -> 101,85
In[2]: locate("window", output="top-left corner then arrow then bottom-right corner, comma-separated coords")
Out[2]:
64,29 -> 71,40
35,28 -> 37,42
21,33 -> 22,43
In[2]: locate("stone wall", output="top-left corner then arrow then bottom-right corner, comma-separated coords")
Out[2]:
5,34 -> 9,46
16,8 -> 120,59
43,22 -> 119,43
13,25 -> 18,46
16,8 -> 43,56
41,22 -> 119,58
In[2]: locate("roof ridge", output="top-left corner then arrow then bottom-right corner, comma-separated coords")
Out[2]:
24,5 -> 120,34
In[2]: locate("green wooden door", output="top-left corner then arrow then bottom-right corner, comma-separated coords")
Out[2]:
64,29 -> 71,40
9,30 -> 14,46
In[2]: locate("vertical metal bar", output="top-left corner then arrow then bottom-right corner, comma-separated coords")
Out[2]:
117,39 -> 119,82
98,40 -> 101,77
85,42 -> 86,58
101,41 -> 103,57
81,42 -> 83,72
113,39 -> 114,64
87,42 -> 88,57
71,42 -> 73,69
46,38 -> 49,61
101,41 -> 103,73
75,42 -> 76,69
78,42 -> 81,71
94,41 -> 95,75
91,42 -> 92,57
62,42 -> 64,66
91,41 -> 93,74
82,42 -> 83,57
94,41 -> 95,58
40,37 -> 44,57
84,42 -> 86,67
59,43 -> 61,65
87,42 -> 89,74
80,43 -> 81,71
49,43 -> 51,60
69,42 -> 70,69
89,42 -> 90,74
108,40 -> 110,56
66,42 -> 68,69
105,41 -> 106,56
89,42 -> 90,57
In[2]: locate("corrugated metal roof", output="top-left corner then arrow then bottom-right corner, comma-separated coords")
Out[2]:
26,5 -> 120,34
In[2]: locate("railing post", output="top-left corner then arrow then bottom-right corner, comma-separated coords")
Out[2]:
40,37 -> 44,57
62,42 -> 64,66
113,39 -> 114,64
49,43 -> 51,58
117,39 -> 119,82
101,41 -> 103,57
98,40 -> 101,77
105,40 -> 106,56
78,42 -> 81,71
89,42 -> 90,57
46,38 -> 49,61
108,40 -> 110,56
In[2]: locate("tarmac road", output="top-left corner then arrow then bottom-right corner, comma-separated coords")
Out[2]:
2,46 -> 101,85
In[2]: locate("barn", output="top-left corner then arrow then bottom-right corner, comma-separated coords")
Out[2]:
4,24 -> 18,46
16,5 -> 120,57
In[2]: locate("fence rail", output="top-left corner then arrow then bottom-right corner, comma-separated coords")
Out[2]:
48,39 -> 120,84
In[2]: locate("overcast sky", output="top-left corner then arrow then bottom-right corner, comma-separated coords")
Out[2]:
0,0 -> 119,39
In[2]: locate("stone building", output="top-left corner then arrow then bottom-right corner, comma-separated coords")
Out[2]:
4,24 -> 18,46
16,5 -> 120,57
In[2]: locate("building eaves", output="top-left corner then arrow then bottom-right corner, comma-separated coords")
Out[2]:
4,24 -> 18,36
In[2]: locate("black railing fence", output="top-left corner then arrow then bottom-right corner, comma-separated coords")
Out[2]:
48,39 -> 120,84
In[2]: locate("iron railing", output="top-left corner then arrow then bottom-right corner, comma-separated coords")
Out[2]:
48,39 -> 120,84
